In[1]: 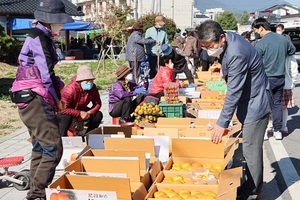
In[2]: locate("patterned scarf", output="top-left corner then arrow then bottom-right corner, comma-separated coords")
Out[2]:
120,80 -> 131,92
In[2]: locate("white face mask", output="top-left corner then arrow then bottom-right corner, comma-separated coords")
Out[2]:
207,46 -> 223,57
125,73 -> 133,82
169,63 -> 174,69
50,24 -> 62,34
276,31 -> 283,35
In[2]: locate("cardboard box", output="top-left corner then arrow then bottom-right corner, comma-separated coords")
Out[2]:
57,137 -> 84,170
103,137 -> 156,164
200,90 -> 220,99
46,173 -> 135,200
164,138 -> 236,172
81,149 -> 148,174
155,118 -> 191,136
146,167 -> 242,199
65,156 -> 141,182
86,126 -> 137,140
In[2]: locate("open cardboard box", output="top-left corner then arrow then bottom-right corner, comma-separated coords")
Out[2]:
64,156 -> 151,193
146,167 -> 242,199
103,137 -> 156,164
164,138 -> 236,172
46,173 -> 145,200
81,149 -> 148,175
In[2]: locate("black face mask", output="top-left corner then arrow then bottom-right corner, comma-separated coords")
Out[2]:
254,32 -> 261,40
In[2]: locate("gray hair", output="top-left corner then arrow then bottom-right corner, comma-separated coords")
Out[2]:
196,20 -> 224,42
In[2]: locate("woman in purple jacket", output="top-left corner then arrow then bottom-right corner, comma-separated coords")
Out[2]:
109,65 -> 147,124
10,0 -> 73,199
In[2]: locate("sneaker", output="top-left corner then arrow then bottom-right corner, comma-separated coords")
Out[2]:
281,127 -> 289,134
274,131 -> 282,140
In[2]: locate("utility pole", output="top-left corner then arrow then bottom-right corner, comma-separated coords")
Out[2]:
134,0 -> 138,19
172,0 -> 174,20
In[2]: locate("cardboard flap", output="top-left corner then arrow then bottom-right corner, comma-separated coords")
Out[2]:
132,183 -> 148,200
52,175 -> 132,200
156,118 -> 191,127
104,138 -> 155,158
223,143 -> 236,168
149,161 -> 163,183
86,126 -> 135,141
143,127 -> 179,138
65,157 -> 141,182
217,168 -> 242,199
82,149 -> 146,171
172,138 -> 225,159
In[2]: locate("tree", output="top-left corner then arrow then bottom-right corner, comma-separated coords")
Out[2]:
215,11 -> 238,30
0,24 -> 21,64
238,11 -> 250,25
126,13 -> 176,43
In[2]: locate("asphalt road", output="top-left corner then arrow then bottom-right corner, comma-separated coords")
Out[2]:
232,75 -> 300,200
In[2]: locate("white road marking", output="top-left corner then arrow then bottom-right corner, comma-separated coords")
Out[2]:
268,137 -> 300,198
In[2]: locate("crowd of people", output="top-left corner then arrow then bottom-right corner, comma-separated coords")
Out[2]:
9,0 -> 298,199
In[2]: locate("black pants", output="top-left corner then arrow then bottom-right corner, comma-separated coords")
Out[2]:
173,63 -> 194,84
200,60 -> 210,71
109,94 -> 145,118
148,54 -> 158,79
57,109 -> 103,137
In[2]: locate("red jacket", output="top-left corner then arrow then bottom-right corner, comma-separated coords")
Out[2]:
149,66 -> 175,94
60,76 -> 102,117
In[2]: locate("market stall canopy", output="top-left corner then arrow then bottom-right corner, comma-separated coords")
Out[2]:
0,0 -> 83,16
9,18 -> 91,31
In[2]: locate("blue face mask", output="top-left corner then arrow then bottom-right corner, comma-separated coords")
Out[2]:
81,82 -> 93,91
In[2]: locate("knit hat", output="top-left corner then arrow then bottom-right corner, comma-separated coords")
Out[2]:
132,21 -> 143,30
76,65 -> 95,81
34,0 -> 74,24
155,16 -> 165,26
116,65 -> 132,79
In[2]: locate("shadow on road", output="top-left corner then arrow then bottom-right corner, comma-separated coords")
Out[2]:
263,157 -> 300,200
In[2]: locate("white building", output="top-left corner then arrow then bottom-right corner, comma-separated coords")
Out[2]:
72,0 -> 195,30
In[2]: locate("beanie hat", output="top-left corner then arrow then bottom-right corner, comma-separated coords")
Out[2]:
34,0 -> 74,24
116,65 -> 132,80
76,65 -> 95,81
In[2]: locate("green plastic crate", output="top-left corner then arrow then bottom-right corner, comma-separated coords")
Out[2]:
159,101 -> 183,118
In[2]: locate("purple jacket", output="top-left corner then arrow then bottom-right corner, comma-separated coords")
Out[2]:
108,80 -> 138,113
11,23 -> 62,108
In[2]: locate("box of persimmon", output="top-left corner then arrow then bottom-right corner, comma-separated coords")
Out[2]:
164,138 -> 236,173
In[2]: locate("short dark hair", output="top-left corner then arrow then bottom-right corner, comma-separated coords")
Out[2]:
251,18 -> 271,31
276,23 -> 284,29
196,20 -> 224,42
159,55 -> 172,66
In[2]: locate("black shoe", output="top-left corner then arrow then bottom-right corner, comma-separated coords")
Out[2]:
119,117 -> 131,124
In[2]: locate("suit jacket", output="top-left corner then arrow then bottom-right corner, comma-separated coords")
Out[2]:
217,32 -> 272,128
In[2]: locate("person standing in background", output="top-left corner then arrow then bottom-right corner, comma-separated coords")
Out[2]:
276,24 -> 291,41
10,0 -> 73,199
126,21 -> 158,83
173,28 -> 185,49
252,18 -> 296,140
145,15 -> 169,79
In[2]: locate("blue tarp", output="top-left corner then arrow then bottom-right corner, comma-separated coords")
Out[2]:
9,18 -> 91,31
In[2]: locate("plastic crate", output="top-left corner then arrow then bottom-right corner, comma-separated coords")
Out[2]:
159,101 -> 184,118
